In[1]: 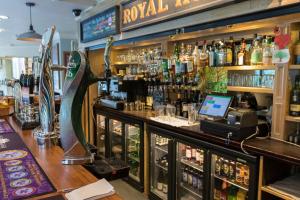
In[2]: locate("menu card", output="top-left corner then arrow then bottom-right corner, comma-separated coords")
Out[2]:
65,179 -> 115,200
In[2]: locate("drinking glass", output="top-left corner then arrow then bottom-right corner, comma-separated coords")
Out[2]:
188,104 -> 197,125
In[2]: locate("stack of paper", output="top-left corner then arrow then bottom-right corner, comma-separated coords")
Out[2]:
150,116 -> 199,127
65,179 -> 115,200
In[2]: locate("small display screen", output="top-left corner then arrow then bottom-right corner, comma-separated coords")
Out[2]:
199,95 -> 232,118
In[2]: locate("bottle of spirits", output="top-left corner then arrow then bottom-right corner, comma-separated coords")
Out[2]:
290,75 -> 300,116
186,44 -> 194,85
161,59 -> 169,83
175,93 -> 182,116
193,42 -> 200,69
199,40 -> 208,67
251,34 -> 263,65
237,38 -> 247,66
262,35 -> 273,65
226,36 -> 235,66
209,41 -> 216,67
217,40 -> 226,66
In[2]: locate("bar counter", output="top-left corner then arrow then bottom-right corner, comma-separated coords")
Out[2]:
94,104 -> 300,166
5,116 -> 122,200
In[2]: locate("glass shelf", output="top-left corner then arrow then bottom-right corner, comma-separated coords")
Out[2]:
214,174 -> 249,191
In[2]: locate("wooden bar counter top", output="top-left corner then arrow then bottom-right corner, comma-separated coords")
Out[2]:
5,116 -> 122,200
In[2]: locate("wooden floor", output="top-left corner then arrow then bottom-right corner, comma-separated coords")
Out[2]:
6,116 -> 122,200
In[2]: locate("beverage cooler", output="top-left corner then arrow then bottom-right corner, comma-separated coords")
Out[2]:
108,119 -> 124,160
95,114 -> 106,157
94,112 -> 144,191
148,125 -> 258,200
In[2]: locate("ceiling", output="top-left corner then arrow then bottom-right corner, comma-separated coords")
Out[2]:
0,0 -> 97,56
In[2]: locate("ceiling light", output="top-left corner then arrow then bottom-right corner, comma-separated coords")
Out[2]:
16,2 -> 42,42
0,15 -> 8,20
0,29 -> 5,32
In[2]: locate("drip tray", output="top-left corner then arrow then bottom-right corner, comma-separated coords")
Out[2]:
83,157 -> 130,181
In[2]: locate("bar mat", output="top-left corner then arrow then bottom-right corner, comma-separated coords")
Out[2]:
40,194 -> 65,200
0,119 -> 56,199
0,119 -> 14,134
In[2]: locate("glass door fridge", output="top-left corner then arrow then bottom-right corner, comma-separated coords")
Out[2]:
124,123 -> 144,191
149,131 -> 173,200
96,114 -> 106,158
108,119 -> 124,160
210,149 -> 257,200
176,141 -> 207,200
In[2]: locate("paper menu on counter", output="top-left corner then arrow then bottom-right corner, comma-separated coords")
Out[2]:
65,178 -> 115,200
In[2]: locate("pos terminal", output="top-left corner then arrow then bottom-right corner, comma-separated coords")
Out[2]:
199,94 -> 258,142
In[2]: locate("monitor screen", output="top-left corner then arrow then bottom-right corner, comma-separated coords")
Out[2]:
199,95 -> 232,118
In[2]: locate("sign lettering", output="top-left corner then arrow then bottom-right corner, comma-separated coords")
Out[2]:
121,0 -> 238,31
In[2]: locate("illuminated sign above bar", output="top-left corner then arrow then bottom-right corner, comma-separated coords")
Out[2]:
121,0 -> 239,31
80,6 -> 120,43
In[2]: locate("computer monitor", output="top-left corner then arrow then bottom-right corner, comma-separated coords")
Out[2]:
199,94 -> 232,118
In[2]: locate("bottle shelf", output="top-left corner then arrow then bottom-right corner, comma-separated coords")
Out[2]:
154,144 -> 168,153
285,115 -> 300,122
152,188 -> 167,200
289,65 -> 300,70
261,186 -> 296,200
113,62 -> 139,65
155,162 -> 168,171
227,86 -> 273,94
224,65 -> 276,71
128,154 -> 140,162
110,131 -> 122,136
129,172 -> 140,182
180,182 -> 203,199
180,158 -> 204,172
213,174 -> 249,191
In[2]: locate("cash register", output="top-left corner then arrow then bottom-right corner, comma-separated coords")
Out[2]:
199,94 -> 258,141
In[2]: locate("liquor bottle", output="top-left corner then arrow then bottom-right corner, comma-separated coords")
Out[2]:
220,181 -> 228,200
182,103 -> 188,118
175,93 -> 182,116
214,181 -> 222,200
157,169 -> 164,191
217,40 -> 226,66
290,75 -> 300,116
161,59 -> 169,82
209,41 -> 216,67
262,35 -> 273,65
180,43 -> 186,62
199,40 -> 208,67
226,36 -> 234,66
185,145 -> 192,160
251,34 -> 263,65
237,38 -> 247,66
229,160 -> 236,181
186,44 -> 194,85
193,42 -> 200,68
222,159 -> 230,178
175,61 -> 182,85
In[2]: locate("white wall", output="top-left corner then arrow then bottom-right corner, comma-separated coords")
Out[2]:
0,59 -> 13,95
0,46 -> 39,58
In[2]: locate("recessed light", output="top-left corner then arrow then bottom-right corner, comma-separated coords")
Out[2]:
0,29 -> 5,32
0,15 -> 8,20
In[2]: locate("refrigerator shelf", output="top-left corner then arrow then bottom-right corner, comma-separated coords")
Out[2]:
152,188 -> 167,200
128,155 -> 140,162
155,162 -> 168,171
180,182 -> 203,199
129,172 -> 140,182
213,174 -> 249,191
110,131 -> 122,136
180,158 -> 204,172
154,145 -> 168,153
